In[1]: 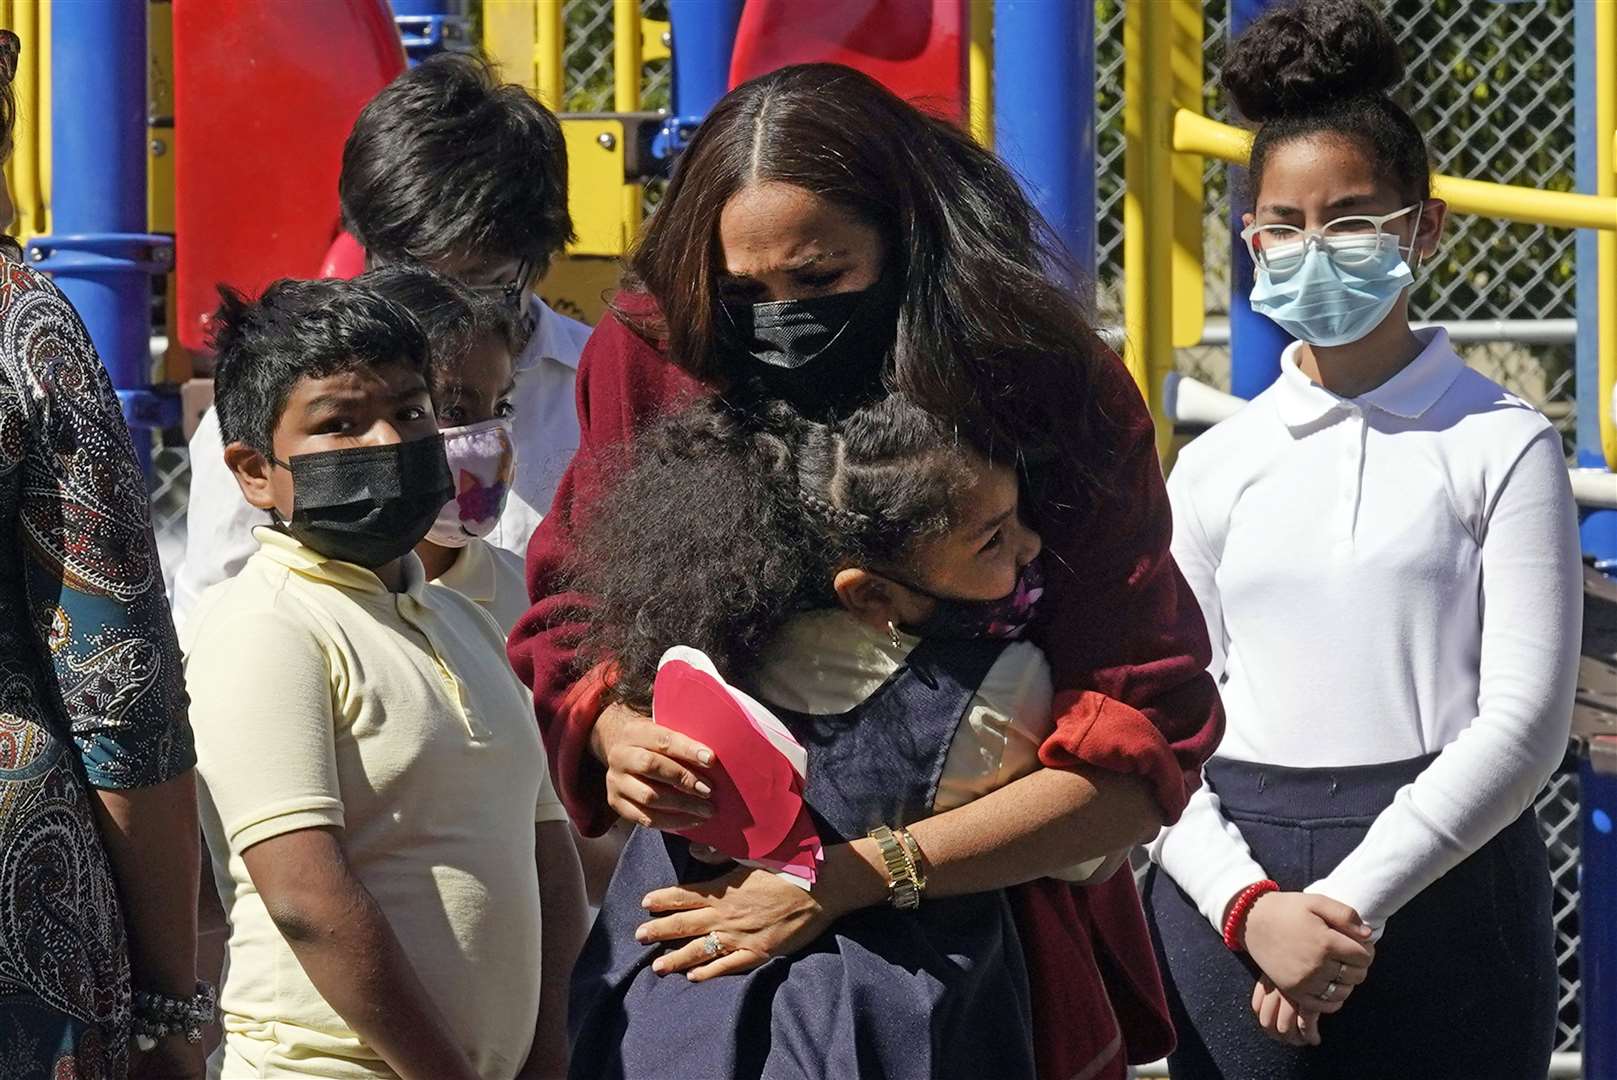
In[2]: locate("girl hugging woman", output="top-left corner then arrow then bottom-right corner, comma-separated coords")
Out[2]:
565,392 -> 1130,1080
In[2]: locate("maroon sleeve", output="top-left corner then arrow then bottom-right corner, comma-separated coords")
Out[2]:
1030,350 -> 1224,823
507,306 -> 702,835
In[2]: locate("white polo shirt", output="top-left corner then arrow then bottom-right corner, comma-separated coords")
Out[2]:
171,300 -> 590,625
1150,329 -> 1581,934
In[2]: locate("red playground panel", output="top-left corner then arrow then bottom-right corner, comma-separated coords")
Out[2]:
172,0 -> 404,354
729,0 -> 968,121
320,232 -> 367,281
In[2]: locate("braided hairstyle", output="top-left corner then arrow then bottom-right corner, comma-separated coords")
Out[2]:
568,394 -> 979,711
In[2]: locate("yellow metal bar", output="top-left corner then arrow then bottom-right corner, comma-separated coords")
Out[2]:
7,0 -> 46,244
148,0 -> 174,235
483,0 -> 541,97
1169,0 -> 1203,349
1599,0 -> 1617,470
614,0 -> 642,239
536,0 -> 564,109
1123,0 -> 1173,454
1172,109 -> 1617,233
38,0 -> 48,235
968,0 -> 992,148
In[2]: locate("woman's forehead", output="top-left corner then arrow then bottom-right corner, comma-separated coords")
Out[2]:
718,182 -> 876,274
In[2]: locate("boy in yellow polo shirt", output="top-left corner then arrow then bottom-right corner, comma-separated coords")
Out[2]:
182,277 -> 585,1080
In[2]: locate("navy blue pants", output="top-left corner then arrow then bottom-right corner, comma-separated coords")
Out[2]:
1144,755 -> 1557,1080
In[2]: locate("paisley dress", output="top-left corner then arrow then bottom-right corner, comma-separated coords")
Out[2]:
0,259 -> 194,1078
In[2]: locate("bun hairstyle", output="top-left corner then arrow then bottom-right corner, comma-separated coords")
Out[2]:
1222,0 -> 1430,204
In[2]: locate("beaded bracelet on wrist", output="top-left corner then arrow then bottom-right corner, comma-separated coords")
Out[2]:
131,980 -> 218,1051
1221,879 -> 1279,952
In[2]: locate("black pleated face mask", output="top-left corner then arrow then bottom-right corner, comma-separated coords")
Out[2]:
719,276 -> 900,415
271,436 -> 454,569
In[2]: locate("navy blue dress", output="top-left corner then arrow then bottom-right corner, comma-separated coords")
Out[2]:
570,636 -> 1037,1080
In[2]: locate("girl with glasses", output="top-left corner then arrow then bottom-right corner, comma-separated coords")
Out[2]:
1145,2 -> 1580,1077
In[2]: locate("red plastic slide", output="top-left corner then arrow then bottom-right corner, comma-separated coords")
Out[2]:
729,0 -> 968,121
172,0 -> 404,353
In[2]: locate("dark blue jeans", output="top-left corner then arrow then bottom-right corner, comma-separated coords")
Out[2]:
1144,755 -> 1557,1080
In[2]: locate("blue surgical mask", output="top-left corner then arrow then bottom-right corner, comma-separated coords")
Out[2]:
1250,234 -> 1415,348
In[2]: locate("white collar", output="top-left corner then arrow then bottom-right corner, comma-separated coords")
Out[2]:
1273,327 -> 1465,431
516,299 -> 587,373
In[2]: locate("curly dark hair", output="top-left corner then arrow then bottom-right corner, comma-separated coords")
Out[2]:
1223,0 -> 1430,205
569,393 -> 979,711
339,53 -> 573,275
209,277 -> 429,456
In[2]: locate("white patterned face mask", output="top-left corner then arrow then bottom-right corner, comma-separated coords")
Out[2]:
425,418 -> 517,548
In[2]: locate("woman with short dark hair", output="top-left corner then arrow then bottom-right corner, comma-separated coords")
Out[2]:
510,63 -> 1224,1080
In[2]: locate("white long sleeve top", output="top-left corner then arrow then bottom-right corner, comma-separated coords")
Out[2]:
1150,328 -> 1581,935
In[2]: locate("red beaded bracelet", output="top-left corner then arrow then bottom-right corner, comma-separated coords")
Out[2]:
1222,879 -> 1279,951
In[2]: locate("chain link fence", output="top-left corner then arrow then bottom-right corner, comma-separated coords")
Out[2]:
1097,0 -> 1579,449
143,0 -> 1587,1056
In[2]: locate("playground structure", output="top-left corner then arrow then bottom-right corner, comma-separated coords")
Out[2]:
0,0 -> 1609,1074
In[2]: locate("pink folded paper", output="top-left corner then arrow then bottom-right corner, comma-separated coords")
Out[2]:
652,648 -> 824,885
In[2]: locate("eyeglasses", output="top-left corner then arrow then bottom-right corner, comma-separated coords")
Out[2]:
1241,203 -> 1422,274
467,259 -> 533,314
0,30 -> 19,86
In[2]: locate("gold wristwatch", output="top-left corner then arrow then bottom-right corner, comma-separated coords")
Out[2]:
869,825 -> 926,910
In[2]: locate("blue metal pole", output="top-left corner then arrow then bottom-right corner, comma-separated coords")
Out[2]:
668,0 -> 742,118
38,1 -> 169,476
1581,758 -> 1617,1078
1227,0 -> 1291,399
994,0 -> 1095,283
1574,0 -> 1617,564
391,0 -> 471,65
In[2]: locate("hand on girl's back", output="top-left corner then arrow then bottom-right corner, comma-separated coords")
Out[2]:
593,703 -> 717,830
1241,891 -> 1375,1013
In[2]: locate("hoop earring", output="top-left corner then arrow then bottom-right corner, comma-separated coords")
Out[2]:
887,621 -> 902,649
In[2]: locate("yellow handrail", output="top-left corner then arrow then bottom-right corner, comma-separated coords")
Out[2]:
1171,110 -> 1617,233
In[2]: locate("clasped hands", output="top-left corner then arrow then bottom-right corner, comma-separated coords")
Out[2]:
1241,891 -> 1376,1047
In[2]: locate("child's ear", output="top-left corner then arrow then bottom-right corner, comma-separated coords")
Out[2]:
833,568 -> 899,636
224,441 -> 278,511
1415,198 -> 1447,259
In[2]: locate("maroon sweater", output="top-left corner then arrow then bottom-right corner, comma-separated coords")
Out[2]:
508,304 -> 1224,1075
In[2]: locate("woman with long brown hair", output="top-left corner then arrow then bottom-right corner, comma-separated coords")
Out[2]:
0,28 -> 208,1080
509,63 -> 1223,1080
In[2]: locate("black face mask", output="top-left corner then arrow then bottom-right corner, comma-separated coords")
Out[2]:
894,557 -> 1046,641
719,276 -> 900,416
272,437 -> 454,569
